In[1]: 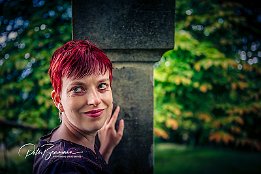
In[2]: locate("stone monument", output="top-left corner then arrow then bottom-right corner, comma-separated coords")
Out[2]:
72,0 -> 174,173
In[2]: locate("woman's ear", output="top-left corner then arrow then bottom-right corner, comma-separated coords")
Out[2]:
51,90 -> 64,112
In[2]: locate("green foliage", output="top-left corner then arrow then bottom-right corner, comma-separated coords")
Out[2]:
154,0 -> 261,150
0,0 -> 72,149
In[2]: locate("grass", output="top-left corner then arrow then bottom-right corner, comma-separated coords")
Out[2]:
154,143 -> 261,174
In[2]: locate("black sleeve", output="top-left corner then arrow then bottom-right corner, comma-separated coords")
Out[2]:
43,160 -> 91,174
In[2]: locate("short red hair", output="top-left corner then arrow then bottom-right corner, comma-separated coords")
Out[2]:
48,40 -> 112,94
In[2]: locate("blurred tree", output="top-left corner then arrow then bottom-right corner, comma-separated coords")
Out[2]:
154,0 -> 261,150
0,0 -> 71,159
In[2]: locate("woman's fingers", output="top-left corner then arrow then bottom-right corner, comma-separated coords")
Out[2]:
103,105 -> 124,140
117,119 -> 124,138
108,106 -> 120,126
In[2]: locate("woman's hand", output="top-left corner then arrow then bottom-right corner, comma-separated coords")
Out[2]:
98,106 -> 124,163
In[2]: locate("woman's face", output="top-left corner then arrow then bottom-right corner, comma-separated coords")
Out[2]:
59,71 -> 113,134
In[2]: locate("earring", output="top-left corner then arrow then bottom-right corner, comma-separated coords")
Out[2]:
57,103 -> 62,122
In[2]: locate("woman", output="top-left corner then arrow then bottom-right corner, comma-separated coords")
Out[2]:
33,40 -> 124,174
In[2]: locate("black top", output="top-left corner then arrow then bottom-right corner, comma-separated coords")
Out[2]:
33,129 -> 111,174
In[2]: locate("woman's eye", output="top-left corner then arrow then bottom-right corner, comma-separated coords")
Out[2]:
98,83 -> 108,90
72,86 -> 84,93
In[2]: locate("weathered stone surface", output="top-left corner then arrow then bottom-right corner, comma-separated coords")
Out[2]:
73,0 -> 174,50
110,63 -> 154,173
105,49 -> 164,62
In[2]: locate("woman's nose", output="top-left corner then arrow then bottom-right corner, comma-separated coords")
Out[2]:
87,89 -> 101,106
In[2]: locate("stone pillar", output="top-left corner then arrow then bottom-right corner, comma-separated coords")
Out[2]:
72,0 -> 174,173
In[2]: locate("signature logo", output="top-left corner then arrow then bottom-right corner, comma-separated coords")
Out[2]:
18,143 -> 83,160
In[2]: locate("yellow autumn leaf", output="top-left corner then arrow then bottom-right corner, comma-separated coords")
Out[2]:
174,77 -> 181,85
203,60 -> 212,69
231,82 -> 237,90
198,113 -> 211,122
231,126 -> 241,134
221,61 -> 228,69
238,81 -> 248,90
200,85 -> 208,93
234,116 -> 244,125
154,128 -> 169,139
183,111 -> 193,117
193,82 -> 199,88
165,118 -> 179,130
173,108 -> 181,116
164,105 -> 181,116
222,133 -> 235,144
182,78 -> 191,85
209,131 -> 235,144
242,64 -> 253,71
194,63 -> 201,71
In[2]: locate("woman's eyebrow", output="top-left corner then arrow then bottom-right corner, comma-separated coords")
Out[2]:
68,81 -> 86,86
98,78 -> 110,82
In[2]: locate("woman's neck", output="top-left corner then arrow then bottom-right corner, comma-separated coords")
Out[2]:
50,115 -> 96,153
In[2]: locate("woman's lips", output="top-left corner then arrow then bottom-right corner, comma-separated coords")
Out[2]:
83,109 -> 104,118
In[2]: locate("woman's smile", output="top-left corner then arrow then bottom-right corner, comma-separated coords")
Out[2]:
82,109 -> 105,118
